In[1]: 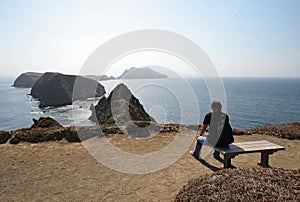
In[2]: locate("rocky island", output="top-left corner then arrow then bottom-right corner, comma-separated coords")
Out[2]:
31,72 -> 105,107
85,74 -> 116,81
118,67 -> 168,79
12,72 -> 43,88
90,83 -> 156,137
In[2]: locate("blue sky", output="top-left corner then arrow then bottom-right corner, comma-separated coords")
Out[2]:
0,0 -> 299,77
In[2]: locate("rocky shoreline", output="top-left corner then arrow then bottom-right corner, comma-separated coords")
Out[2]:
0,117 -> 299,144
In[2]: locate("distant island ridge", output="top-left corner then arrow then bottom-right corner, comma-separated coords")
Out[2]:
84,67 -> 168,80
117,67 -> 168,79
84,75 -> 116,81
12,67 -> 168,108
85,67 -> 168,80
13,72 -> 115,88
12,67 -> 168,88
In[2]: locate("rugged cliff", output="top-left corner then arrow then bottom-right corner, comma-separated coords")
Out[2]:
90,83 -> 154,124
13,72 -> 43,88
31,72 -> 105,107
89,83 -> 156,137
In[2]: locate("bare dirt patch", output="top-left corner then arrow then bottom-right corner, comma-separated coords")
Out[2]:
0,131 -> 299,201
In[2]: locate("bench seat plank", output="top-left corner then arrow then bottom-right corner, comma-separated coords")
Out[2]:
214,140 -> 285,168
215,141 -> 285,155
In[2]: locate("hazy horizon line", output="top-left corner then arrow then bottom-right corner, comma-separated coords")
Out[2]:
1,73 -> 299,80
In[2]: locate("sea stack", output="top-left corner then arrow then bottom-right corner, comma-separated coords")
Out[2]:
89,83 -> 155,137
31,72 -> 105,107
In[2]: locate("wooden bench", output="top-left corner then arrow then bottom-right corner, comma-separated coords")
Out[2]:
214,140 -> 285,169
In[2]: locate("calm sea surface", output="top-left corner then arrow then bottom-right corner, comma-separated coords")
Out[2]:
0,77 -> 299,131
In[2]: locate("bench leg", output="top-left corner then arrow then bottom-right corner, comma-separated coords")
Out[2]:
259,151 -> 270,167
223,156 -> 231,169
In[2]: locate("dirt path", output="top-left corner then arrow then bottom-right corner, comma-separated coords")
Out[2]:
0,132 -> 299,201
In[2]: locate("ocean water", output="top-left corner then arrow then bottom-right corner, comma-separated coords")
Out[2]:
0,77 -> 299,131
0,77 -> 99,131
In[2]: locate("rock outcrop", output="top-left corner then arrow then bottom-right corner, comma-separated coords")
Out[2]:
118,67 -> 167,79
89,83 -> 155,137
0,131 -> 11,144
12,72 -> 43,88
7,117 -> 83,144
31,72 -> 105,107
31,117 -> 63,128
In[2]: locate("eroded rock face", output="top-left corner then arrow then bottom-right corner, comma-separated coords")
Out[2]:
31,72 -> 105,107
0,131 -> 11,144
13,72 -> 43,88
8,127 -> 82,144
31,117 -> 63,128
90,83 -> 154,125
89,83 -> 156,137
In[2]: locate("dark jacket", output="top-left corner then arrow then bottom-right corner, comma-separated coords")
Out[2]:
203,111 -> 234,147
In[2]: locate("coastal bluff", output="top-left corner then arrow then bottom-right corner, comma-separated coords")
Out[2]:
0,117 -> 181,144
12,72 -> 43,88
0,120 -> 299,201
31,72 -> 105,107
1,121 -> 298,144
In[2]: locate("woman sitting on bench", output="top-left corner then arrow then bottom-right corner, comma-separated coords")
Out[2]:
190,100 -> 234,160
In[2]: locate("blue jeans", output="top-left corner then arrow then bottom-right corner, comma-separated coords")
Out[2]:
192,136 -> 220,159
